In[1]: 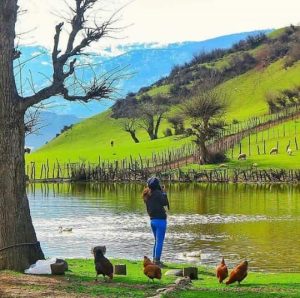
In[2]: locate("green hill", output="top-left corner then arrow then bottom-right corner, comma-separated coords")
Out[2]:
28,110 -> 191,165
27,27 -> 300,169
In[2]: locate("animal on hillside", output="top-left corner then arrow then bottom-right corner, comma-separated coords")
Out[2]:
287,147 -> 292,155
93,247 -> 113,281
24,147 -> 31,154
226,260 -> 248,285
238,153 -> 247,160
216,257 -> 228,283
143,256 -> 162,282
270,147 -> 278,155
110,140 -> 114,147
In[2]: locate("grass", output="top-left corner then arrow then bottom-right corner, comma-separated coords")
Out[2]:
227,118 -> 300,169
27,110 -> 192,167
181,118 -> 300,171
2,259 -> 300,297
219,59 -> 300,121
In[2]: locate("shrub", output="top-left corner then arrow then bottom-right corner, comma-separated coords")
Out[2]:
208,151 -> 228,164
163,128 -> 173,137
185,128 -> 193,136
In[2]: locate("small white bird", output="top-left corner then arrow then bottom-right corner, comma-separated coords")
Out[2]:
59,226 -> 73,233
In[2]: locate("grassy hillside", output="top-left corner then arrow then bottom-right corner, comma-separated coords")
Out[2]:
228,118 -> 300,169
28,27 -> 300,167
28,59 -> 300,166
220,60 -> 300,121
27,110 -> 191,165
182,118 -> 300,171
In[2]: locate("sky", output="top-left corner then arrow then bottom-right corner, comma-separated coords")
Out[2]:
17,0 -> 300,54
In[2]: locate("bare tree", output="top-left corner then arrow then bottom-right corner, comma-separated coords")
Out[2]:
138,95 -> 169,140
121,118 -> 140,143
0,0 -> 122,271
167,114 -> 185,135
181,90 -> 227,163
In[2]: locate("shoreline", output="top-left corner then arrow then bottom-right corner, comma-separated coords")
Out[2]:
2,258 -> 300,297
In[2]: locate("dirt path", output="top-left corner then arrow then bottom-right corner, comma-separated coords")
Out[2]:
0,273 -> 89,298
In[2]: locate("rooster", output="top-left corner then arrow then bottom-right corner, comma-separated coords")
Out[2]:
93,247 -> 113,281
216,257 -> 228,283
226,260 -> 248,285
143,256 -> 162,282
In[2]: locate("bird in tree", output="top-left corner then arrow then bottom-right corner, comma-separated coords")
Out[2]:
0,0 -> 122,271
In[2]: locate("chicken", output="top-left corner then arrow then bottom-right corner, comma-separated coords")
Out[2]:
216,257 -> 228,283
94,248 -> 113,281
143,256 -> 162,282
226,260 -> 248,285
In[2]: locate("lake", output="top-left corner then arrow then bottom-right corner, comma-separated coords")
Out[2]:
27,182 -> 300,272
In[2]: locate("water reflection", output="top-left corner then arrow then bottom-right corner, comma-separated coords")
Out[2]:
27,183 -> 300,272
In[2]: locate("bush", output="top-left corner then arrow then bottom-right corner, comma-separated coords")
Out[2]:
232,119 -> 239,124
185,128 -> 193,136
163,128 -> 173,137
208,151 -> 228,164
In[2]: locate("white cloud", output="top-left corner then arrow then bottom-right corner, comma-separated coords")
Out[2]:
17,0 -> 300,53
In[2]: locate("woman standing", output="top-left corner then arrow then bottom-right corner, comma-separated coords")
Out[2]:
142,177 -> 170,267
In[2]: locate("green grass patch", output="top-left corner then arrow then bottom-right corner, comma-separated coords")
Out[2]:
228,118 -> 300,169
3,259 -> 300,297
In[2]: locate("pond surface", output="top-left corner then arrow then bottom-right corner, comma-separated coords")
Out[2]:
27,183 -> 300,272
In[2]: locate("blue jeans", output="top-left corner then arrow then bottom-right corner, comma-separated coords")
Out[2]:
150,219 -> 167,261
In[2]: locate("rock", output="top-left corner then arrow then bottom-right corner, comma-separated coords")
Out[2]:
50,259 -> 68,275
175,276 -> 192,287
165,269 -> 183,276
156,288 -> 168,293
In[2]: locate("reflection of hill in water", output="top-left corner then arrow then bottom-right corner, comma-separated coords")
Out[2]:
27,183 -> 300,271
27,183 -> 300,215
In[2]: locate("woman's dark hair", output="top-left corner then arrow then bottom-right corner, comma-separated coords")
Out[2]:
147,177 -> 161,190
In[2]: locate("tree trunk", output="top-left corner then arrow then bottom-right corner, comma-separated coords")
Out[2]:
0,0 -> 45,271
199,139 -> 209,164
129,131 -> 139,143
153,115 -> 162,139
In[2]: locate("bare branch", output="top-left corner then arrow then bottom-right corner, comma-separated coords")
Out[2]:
20,0 -> 124,111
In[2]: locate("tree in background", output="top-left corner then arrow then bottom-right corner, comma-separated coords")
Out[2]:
138,95 -> 169,140
0,0 -> 121,271
167,114 -> 185,135
181,90 -> 227,163
121,118 -> 140,143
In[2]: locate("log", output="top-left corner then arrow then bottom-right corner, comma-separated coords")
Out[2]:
114,264 -> 127,275
183,267 -> 198,280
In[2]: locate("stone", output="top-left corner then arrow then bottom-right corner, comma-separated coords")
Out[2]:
164,269 -> 183,276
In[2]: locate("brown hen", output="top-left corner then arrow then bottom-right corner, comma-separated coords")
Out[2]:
216,257 -> 228,283
143,256 -> 162,281
226,260 -> 248,285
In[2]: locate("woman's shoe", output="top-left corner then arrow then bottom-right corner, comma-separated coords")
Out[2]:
154,259 -> 168,268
